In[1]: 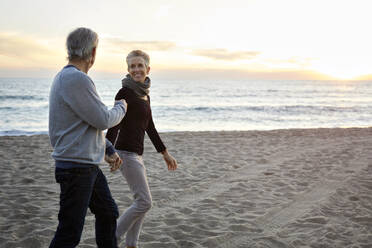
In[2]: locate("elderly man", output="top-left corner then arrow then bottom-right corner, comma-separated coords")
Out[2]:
48,27 -> 127,248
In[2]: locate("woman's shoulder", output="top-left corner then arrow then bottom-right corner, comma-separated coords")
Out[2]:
115,87 -> 135,100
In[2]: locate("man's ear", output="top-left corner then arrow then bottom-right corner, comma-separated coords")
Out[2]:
89,47 -> 97,66
146,66 -> 151,74
92,47 -> 97,58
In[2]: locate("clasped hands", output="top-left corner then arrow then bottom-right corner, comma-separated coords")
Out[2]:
105,152 -> 122,172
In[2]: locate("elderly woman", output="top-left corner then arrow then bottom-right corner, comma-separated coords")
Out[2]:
106,50 -> 177,248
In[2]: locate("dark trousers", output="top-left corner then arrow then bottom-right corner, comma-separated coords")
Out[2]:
49,166 -> 118,248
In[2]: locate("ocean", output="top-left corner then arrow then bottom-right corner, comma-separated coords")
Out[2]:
0,77 -> 371,135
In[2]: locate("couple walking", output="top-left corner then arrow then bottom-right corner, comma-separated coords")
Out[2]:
48,27 -> 177,248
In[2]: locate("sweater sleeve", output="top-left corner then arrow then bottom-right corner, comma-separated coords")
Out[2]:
62,73 -> 126,130
105,138 -> 116,156
146,97 -> 166,153
106,88 -> 128,145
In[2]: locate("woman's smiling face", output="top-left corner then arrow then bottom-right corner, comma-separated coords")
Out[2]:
127,56 -> 150,83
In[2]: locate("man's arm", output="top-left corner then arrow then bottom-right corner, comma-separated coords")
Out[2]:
105,138 -> 122,172
105,138 -> 115,156
62,74 -> 126,130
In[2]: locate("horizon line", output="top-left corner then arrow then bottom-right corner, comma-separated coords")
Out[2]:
0,68 -> 372,81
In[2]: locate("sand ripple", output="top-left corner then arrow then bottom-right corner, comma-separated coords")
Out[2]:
0,128 -> 371,247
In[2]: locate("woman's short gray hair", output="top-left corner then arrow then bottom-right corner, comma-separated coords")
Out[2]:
66,27 -> 98,61
126,50 -> 150,68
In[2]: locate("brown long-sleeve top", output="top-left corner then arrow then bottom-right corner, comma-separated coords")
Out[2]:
106,87 -> 166,155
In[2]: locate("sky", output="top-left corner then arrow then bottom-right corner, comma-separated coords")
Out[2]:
0,0 -> 372,80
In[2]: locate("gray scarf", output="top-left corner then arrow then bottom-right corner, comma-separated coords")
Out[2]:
121,74 -> 150,97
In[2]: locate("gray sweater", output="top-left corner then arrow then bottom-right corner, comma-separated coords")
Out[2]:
49,65 -> 126,166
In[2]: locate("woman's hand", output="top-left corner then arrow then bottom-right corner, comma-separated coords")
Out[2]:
162,150 -> 177,171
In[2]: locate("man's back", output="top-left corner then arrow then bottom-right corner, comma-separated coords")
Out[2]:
49,65 -> 123,165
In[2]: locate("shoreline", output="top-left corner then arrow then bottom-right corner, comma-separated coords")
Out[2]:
1,125 -> 371,137
1,127 -> 371,247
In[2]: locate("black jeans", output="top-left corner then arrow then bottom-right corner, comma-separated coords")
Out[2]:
49,166 -> 118,248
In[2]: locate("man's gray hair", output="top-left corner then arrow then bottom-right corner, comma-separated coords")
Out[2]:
66,27 -> 98,61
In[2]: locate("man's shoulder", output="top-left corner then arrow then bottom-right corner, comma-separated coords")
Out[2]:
60,67 -> 93,89
61,66 -> 90,81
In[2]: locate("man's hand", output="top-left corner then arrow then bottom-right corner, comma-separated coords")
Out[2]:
115,99 -> 127,110
162,150 -> 177,171
105,152 -> 122,172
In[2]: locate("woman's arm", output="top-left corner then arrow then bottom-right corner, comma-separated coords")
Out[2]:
146,112 -> 177,170
106,123 -> 120,146
160,149 -> 178,171
146,115 -> 166,153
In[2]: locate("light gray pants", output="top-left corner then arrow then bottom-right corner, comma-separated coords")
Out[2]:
116,150 -> 152,247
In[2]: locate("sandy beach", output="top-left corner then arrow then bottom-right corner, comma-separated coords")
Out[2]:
0,128 -> 371,248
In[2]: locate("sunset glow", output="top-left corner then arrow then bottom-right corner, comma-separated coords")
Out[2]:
0,0 -> 371,80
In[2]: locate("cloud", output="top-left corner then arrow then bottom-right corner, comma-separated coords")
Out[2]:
265,57 -> 314,67
0,33 -> 57,60
103,38 -> 176,52
191,48 -> 260,61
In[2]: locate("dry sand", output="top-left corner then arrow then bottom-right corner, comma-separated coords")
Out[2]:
0,128 -> 371,248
